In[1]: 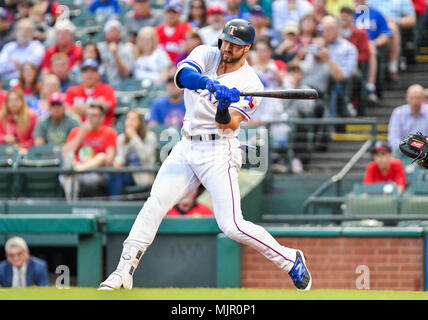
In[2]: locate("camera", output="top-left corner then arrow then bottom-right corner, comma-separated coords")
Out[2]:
307,44 -> 321,55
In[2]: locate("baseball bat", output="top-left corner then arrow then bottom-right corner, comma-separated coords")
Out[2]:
240,89 -> 319,100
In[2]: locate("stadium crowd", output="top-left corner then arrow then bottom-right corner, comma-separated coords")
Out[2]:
0,0 -> 425,197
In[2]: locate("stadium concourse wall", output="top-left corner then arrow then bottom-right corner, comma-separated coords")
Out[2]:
0,210 -> 427,290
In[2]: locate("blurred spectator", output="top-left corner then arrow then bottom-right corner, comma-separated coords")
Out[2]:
89,0 -> 120,21
0,7 -> 15,51
41,19 -> 82,76
272,0 -> 313,34
32,74 -> 60,117
273,21 -> 301,63
282,62 -> 317,171
339,6 -> 370,107
97,20 -> 135,88
297,37 -> 337,96
321,15 -> 358,80
187,0 -> 207,28
282,62 -> 317,118
363,140 -> 406,194
50,52 -> 76,92
0,18 -> 44,83
249,5 -> 278,46
12,62 -> 40,110
251,37 -> 287,89
224,0 -> 249,21
198,3 -> 226,46
369,0 -> 416,81
65,59 -> 117,126
354,0 -> 392,102
312,0 -> 329,24
148,74 -> 185,128
240,0 -> 273,19
321,15 -> 358,117
61,103 -> 117,201
124,0 -> 163,45
69,41 -> 106,86
0,80 -> 7,107
166,186 -> 213,216
299,13 -> 318,47
325,0 -> 354,16
35,0 -> 63,20
0,89 -> 38,155
106,110 -> 157,198
412,0 -> 427,45
387,84 -> 428,150
0,236 -> 49,288
176,29 -> 203,65
33,92 -> 80,146
15,0 -> 34,19
156,0 -> 192,63
133,26 -> 172,84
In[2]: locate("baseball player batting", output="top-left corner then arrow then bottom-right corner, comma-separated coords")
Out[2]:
99,19 -> 312,291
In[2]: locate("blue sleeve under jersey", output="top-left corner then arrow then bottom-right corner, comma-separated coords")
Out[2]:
176,67 -> 210,91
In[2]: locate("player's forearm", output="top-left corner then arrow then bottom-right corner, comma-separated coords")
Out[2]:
215,110 -> 244,131
176,67 -> 210,90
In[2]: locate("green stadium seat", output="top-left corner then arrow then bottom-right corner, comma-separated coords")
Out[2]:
0,145 -> 19,198
117,78 -> 143,91
343,183 -> 400,215
400,196 -> 428,215
343,193 -> 400,215
17,145 -> 63,198
352,182 -> 399,196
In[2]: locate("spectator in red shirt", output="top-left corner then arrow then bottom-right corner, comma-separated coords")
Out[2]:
41,19 -> 82,77
0,88 -> 38,155
156,0 -> 192,64
339,6 -> 370,65
61,103 -> 117,201
65,59 -> 117,126
363,141 -> 407,193
167,186 -> 213,217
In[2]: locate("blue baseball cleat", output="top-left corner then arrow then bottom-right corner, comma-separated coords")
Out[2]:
288,250 -> 312,290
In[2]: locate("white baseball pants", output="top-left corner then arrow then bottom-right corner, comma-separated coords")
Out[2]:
123,137 -> 297,273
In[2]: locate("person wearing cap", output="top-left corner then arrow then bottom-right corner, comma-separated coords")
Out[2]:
272,0 -> 313,34
33,92 -> 80,146
224,0 -> 249,21
0,236 -> 49,288
0,7 -> 15,51
249,4 -> 278,45
240,0 -> 272,19
198,3 -> 226,46
65,58 -> 117,126
156,0 -> 192,63
41,19 -> 83,76
273,21 -> 300,63
88,0 -> 120,21
97,19 -> 135,88
0,18 -> 45,82
363,141 -> 406,194
124,0 -> 163,44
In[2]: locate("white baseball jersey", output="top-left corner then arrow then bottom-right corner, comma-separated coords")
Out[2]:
174,45 -> 264,137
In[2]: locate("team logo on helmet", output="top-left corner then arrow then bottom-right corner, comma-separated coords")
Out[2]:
229,25 -> 238,36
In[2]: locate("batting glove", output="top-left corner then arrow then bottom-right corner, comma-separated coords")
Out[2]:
217,88 -> 241,110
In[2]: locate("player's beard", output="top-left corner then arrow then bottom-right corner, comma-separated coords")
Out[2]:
221,49 -> 245,64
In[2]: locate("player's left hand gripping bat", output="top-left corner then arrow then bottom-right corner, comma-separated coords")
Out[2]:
240,89 -> 319,100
